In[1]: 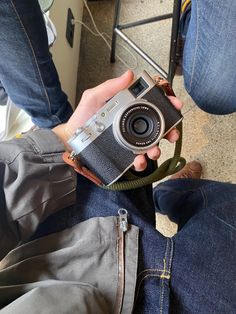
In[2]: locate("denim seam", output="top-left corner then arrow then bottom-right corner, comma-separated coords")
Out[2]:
163,238 -> 169,273
159,238 -> 169,314
189,0 -> 200,92
160,276 -> 164,314
137,269 -> 170,279
167,238 -> 174,273
199,186 -> 207,210
208,208 -> 236,231
134,266 -> 171,306
134,273 -> 169,308
9,1 -> 60,124
155,184 -> 197,194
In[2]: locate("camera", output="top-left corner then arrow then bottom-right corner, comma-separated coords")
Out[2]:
68,71 -> 183,185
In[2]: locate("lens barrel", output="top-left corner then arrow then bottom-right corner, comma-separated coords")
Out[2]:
113,100 -> 165,152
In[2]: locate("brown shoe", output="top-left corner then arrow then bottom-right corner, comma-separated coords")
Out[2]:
171,161 -> 202,180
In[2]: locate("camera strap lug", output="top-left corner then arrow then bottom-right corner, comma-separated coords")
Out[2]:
153,76 -> 176,97
62,151 -> 103,186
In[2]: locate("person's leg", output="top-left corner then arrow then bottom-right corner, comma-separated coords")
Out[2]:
0,0 -> 73,128
32,174 -> 172,313
154,178 -> 207,230
182,0 -> 236,114
154,179 -> 236,313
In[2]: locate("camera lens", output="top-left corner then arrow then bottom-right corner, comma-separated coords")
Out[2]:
132,117 -> 149,134
113,100 -> 165,152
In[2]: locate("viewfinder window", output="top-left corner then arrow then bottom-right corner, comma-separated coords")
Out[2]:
129,78 -> 148,97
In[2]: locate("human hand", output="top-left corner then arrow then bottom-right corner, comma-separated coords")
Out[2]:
53,70 -> 182,171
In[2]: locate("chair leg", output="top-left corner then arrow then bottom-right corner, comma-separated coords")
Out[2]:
168,0 -> 182,84
110,0 -> 122,63
110,0 -> 181,83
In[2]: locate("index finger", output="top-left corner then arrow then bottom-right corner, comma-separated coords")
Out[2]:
67,71 -> 134,134
167,96 -> 183,110
82,70 -> 134,107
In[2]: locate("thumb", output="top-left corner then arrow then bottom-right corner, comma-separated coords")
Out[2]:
91,70 -> 134,105
66,71 -> 134,137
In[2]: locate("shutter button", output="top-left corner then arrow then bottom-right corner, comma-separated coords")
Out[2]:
95,122 -> 105,132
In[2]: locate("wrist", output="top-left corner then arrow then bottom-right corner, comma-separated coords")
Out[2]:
52,123 -> 72,151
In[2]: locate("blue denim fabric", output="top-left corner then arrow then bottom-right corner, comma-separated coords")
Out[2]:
0,0 -> 73,128
33,176 -> 236,313
183,0 -> 236,114
32,175 -> 169,313
154,179 -> 236,313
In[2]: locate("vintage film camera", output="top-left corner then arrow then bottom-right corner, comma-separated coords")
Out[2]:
68,71 -> 183,185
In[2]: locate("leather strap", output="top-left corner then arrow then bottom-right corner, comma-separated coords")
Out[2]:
153,76 -> 176,97
62,151 -> 102,186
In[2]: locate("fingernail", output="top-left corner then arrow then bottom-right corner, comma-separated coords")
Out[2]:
173,131 -> 180,141
152,152 -> 161,160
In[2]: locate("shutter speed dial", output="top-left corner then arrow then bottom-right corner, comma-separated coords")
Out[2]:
95,121 -> 105,132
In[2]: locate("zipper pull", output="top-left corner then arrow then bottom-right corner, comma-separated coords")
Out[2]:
118,208 -> 128,232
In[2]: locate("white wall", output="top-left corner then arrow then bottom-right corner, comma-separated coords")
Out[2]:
49,0 -> 84,108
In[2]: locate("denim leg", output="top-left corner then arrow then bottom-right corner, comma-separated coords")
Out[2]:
153,178 -> 208,230
154,179 -> 236,313
0,0 -> 73,128
33,175 -> 172,313
33,177 -> 236,312
183,0 -> 236,114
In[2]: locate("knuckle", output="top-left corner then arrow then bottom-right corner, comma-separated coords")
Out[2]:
81,89 -> 94,102
105,78 -> 113,85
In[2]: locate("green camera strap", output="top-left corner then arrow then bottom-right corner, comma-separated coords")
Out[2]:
103,122 -> 186,190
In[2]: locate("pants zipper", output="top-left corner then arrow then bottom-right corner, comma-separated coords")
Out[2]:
114,208 -> 128,314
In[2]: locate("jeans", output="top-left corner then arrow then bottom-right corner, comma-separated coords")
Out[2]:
0,0 -> 73,128
33,176 -> 236,313
183,0 -> 236,114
